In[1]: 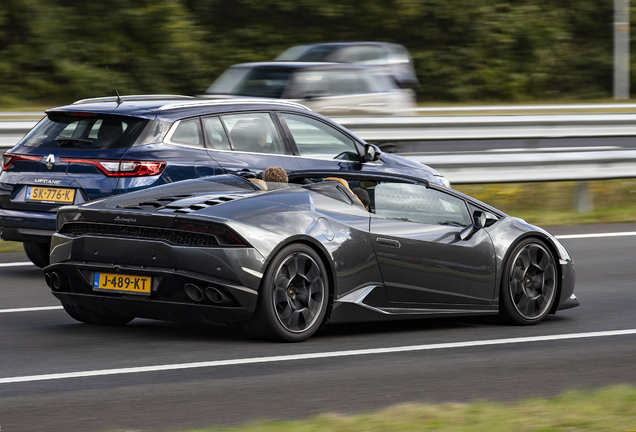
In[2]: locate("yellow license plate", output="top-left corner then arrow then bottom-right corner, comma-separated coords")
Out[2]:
93,273 -> 152,295
26,186 -> 75,204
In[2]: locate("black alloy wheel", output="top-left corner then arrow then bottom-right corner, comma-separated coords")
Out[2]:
242,243 -> 329,342
500,238 -> 557,325
23,242 -> 50,268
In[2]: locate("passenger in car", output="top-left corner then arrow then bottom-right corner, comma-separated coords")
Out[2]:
253,119 -> 276,153
352,187 -> 371,212
263,166 -> 288,189
263,166 -> 287,183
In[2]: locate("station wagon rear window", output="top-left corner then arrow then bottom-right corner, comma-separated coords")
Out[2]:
21,113 -> 149,150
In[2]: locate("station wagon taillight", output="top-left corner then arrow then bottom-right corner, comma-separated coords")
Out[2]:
2,153 -> 44,171
59,158 -> 166,177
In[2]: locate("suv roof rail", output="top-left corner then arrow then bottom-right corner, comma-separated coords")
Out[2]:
73,95 -> 195,105
157,98 -> 311,111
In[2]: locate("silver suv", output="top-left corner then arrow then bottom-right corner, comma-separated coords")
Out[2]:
275,42 -> 419,88
202,62 -> 415,116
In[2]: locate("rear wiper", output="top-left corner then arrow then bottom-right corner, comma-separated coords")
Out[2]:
55,137 -> 95,147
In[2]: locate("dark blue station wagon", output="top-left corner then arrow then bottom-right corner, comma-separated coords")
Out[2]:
0,96 -> 448,267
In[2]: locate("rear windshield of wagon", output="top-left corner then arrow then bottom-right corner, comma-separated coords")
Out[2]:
20,113 -> 149,150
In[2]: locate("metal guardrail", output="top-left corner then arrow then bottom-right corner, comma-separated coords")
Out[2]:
409,103 -> 636,113
336,113 -> 636,141
408,149 -> 636,184
0,112 -> 43,118
0,120 -> 37,149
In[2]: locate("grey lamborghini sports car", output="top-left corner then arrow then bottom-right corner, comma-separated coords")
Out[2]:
44,170 -> 578,342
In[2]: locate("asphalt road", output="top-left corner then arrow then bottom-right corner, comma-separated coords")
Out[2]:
1,224 -> 635,432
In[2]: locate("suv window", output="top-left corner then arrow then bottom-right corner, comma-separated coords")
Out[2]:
286,71 -> 329,99
281,113 -> 359,160
334,46 -> 388,65
286,70 -> 372,99
374,183 -> 471,227
202,117 -> 231,150
365,73 -> 397,92
170,119 -> 203,148
221,113 -> 284,154
328,70 -> 371,95
20,114 -> 148,150
208,67 -> 292,98
276,44 -> 338,62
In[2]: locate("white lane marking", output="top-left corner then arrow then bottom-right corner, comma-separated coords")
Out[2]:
1,329 -> 635,385
0,262 -> 34,268
0,306 -> 63,314
555,231 -> 636,239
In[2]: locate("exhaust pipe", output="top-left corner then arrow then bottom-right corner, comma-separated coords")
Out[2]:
205,287 -> 228,304
51,272 -> 62,290
184,283 -> 203,302
44,273 -> 52,288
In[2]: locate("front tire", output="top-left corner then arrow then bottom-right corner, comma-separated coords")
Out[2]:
243,243 -> 329,342
500,238 -> 558,325
62,302 -> 134,326
23,242 -> 50,268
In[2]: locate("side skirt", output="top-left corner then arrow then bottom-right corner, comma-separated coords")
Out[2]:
329,285 -> 498,324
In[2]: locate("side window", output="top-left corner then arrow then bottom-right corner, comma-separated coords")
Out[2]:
336,46 -> 388,65
202,117 -> 231,150
286,71 -> 329,99
327,70 -> 371,95
221,113 -> 284,155
374,183 -> 472,227
366,73 -> 397,93
281,113 -> 359,160
170,119 -> 203,148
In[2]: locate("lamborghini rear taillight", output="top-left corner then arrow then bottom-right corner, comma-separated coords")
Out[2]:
174,221 -> 245,246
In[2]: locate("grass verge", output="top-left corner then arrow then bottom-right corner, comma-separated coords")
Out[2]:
455,179 -> 636,227
0,240 -> 24,253
181,386 -> 636,432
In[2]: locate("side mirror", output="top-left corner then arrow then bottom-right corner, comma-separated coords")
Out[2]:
460,210 -> 498,240
364,144 -> 381,162
475,210 -> 498,228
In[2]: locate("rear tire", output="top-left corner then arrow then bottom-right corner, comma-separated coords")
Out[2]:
23,242 -> 50,268
242,243 -> 329,342
62,302 -> 134,326
500,238 -> 557,325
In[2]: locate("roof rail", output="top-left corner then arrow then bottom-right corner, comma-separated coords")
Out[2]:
73,95 -> 195,105
157,98 -> 311,111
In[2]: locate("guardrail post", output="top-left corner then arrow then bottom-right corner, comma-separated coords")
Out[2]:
614,0 -> 630,100
575,181 -> 594,213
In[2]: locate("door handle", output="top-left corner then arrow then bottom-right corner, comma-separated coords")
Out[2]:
376,237 -> 401,248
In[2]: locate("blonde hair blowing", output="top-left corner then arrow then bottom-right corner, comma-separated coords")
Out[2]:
263,166 -> 288,183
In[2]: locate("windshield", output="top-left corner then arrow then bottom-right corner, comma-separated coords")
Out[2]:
206,67 -> 292,98
20,113 -> 149,150
276,45 -> 338,62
